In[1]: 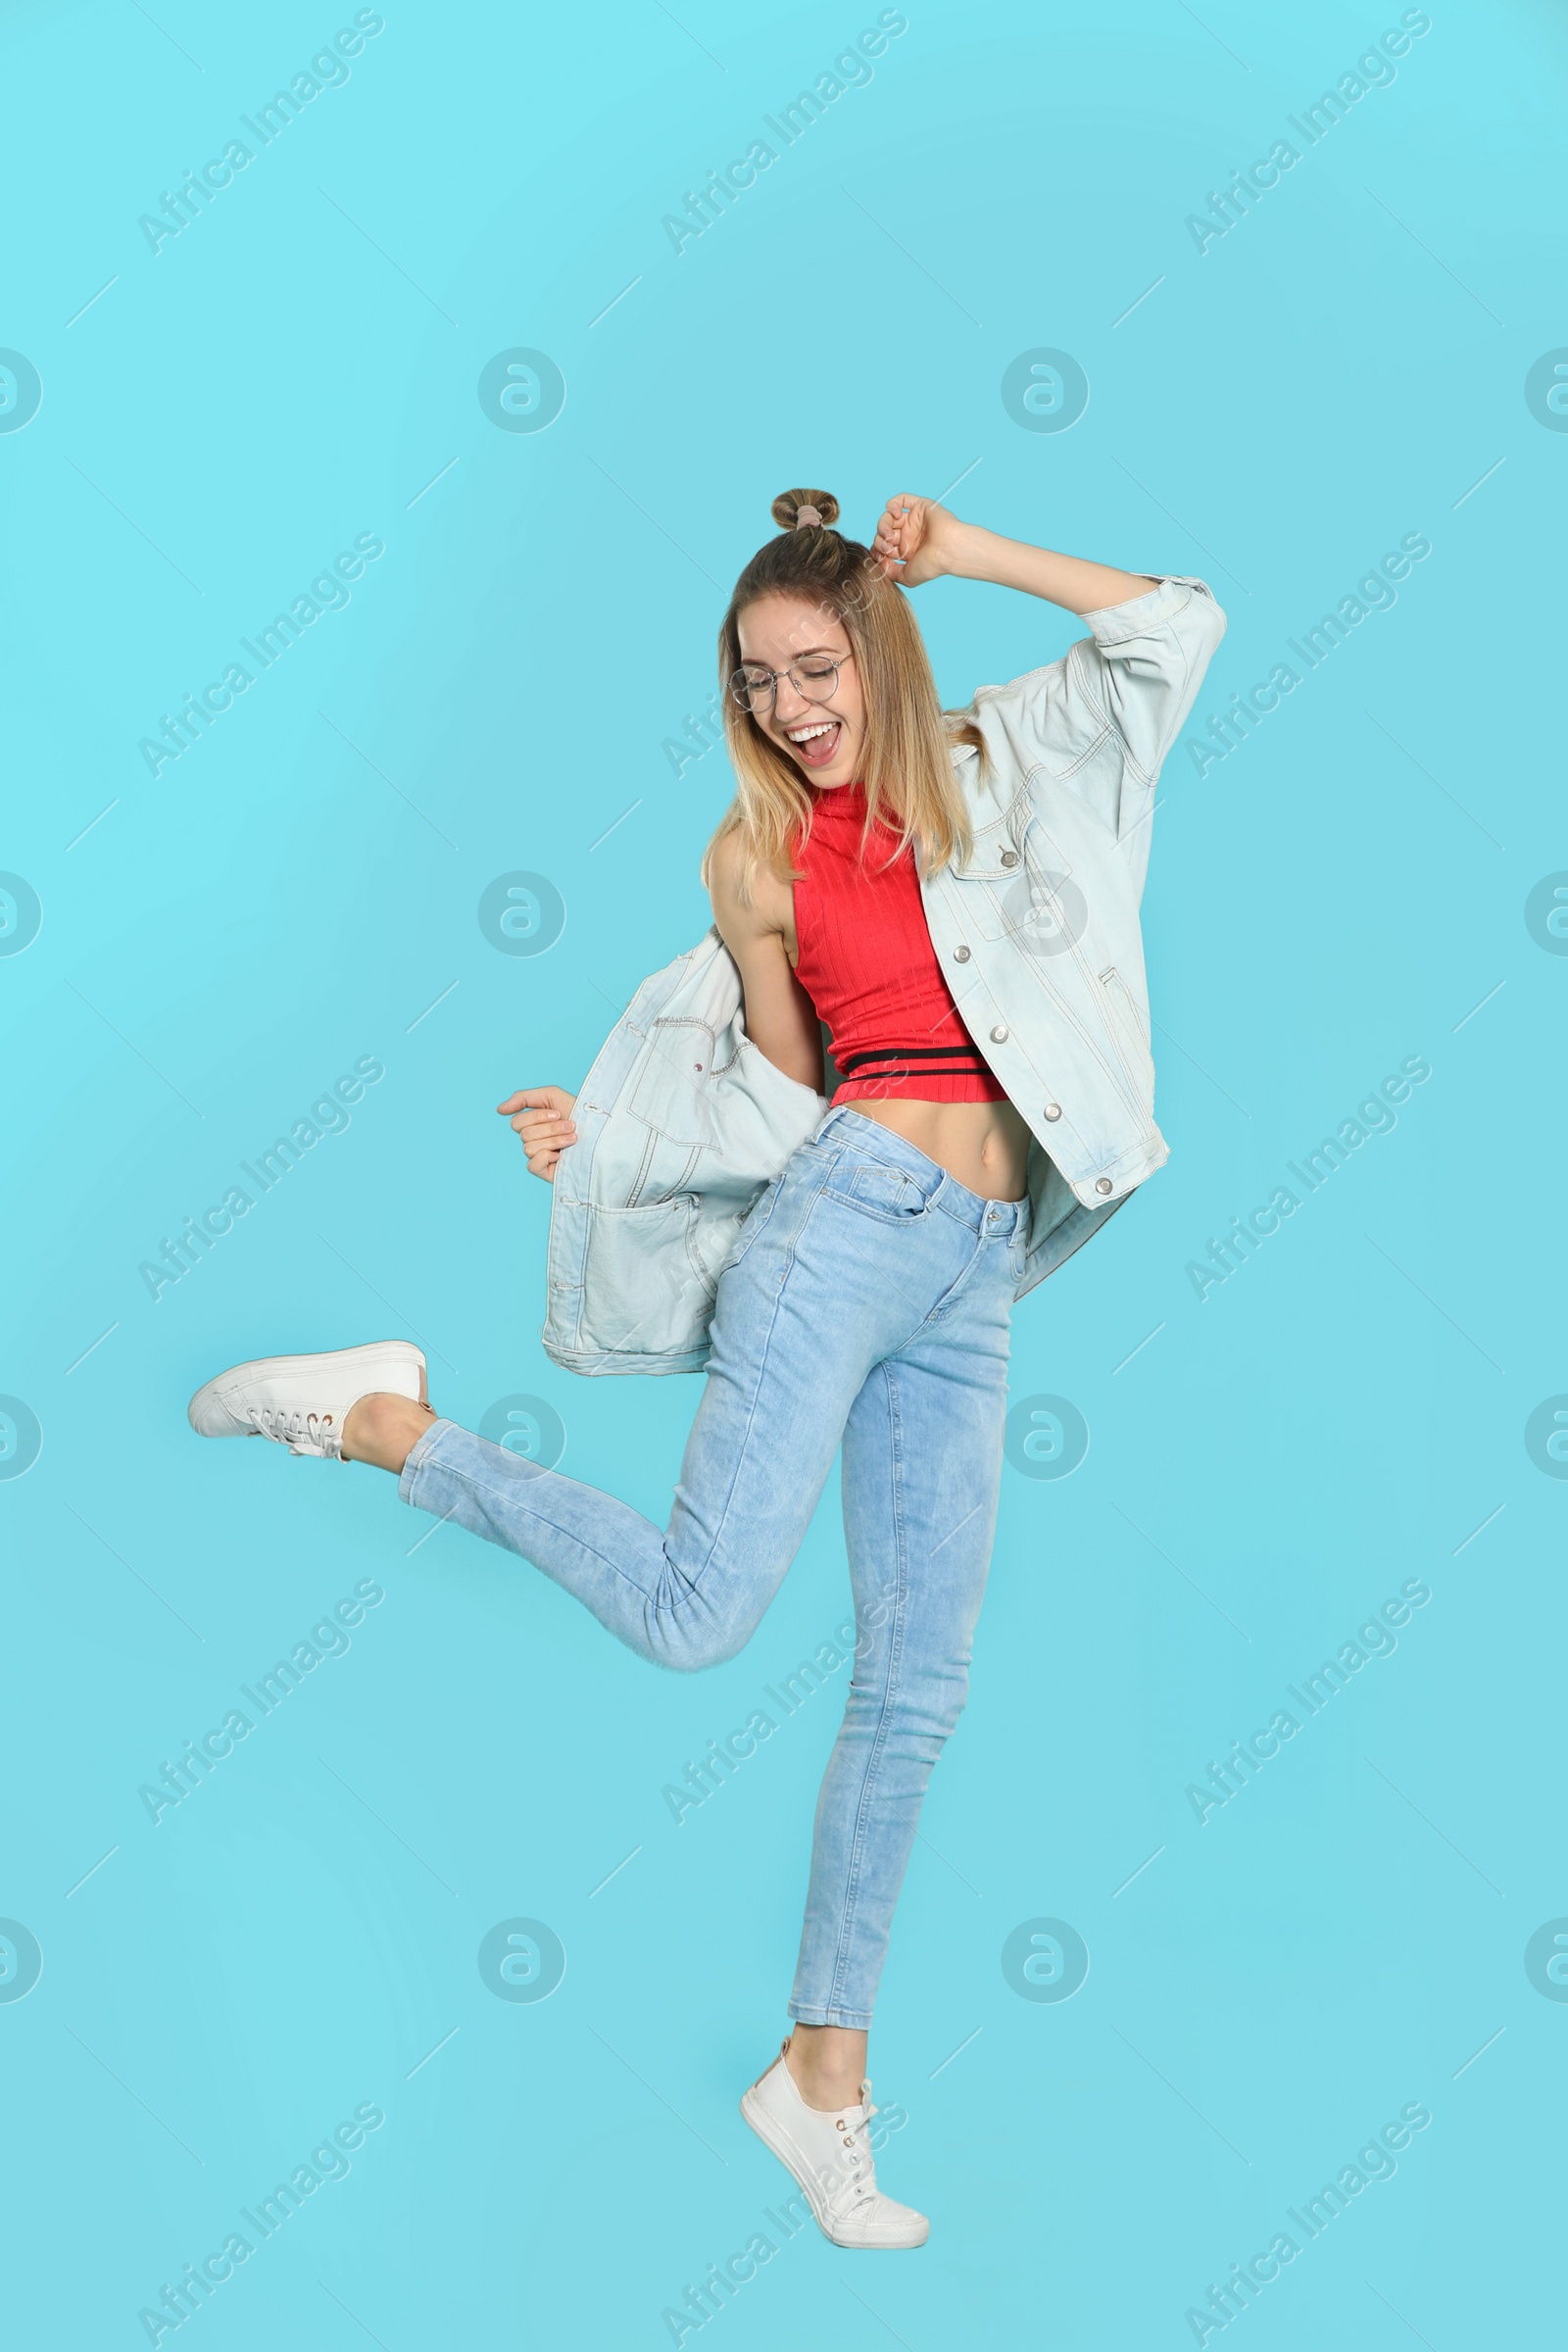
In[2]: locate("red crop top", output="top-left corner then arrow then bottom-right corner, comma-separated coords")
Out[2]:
791,782 -> 1006,1106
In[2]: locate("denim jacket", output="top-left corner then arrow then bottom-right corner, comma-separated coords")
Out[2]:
544,573 -> 1225,1375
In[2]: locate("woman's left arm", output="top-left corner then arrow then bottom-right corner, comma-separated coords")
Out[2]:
872,497 -> 1155,614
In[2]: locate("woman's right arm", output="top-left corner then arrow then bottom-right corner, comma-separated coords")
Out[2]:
709,830 -> 825,1093
871,497 -> 1157,612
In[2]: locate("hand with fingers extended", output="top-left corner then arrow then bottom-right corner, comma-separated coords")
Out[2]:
498,1085 -> 578,1181
870,493 -> 963,589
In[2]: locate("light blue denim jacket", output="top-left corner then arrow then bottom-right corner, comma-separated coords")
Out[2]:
544,572 -> 1225,1374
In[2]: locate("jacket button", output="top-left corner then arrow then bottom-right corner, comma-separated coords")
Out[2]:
1000,850 -> 1020,868
953,944 -> 971,962
990,1024 -> 1008,1044
1095,1177 -> 1113,1195
1043,1102 -> 1061,1122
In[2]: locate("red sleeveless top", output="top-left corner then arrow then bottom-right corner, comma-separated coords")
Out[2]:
791,782 -> 1004,1105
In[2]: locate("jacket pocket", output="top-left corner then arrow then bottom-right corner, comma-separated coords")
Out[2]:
1098,965 -> 1154,1104
576,1199 -> 716,1363
957,815 -> 1085,953
623,1128 -> 703,1211
627,1021 -> 718,1148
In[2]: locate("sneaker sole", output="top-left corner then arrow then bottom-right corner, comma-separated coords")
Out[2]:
187,1340 -> 427,1435
739,2085 -> 928,2250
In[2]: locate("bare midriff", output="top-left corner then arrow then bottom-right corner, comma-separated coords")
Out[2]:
845,1093 -> 1033,1203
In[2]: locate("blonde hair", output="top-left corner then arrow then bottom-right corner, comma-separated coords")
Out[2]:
701,487 -> 983,903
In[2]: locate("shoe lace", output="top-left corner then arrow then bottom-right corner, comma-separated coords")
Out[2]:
250,1403 -> 335,1449
823,2094 -> 880,2214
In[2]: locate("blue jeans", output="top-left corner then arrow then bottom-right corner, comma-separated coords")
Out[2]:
399,1106 -> 1027,2029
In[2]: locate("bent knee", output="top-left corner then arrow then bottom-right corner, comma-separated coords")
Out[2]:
653,1613 -> 755,1675
644,1552 -> 773,1672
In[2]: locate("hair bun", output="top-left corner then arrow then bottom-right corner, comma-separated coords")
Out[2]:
770,486 -> 840,532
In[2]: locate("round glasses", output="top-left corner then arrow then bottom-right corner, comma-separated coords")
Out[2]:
727,653 -> 850,715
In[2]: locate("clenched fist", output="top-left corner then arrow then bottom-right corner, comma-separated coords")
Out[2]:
870,494 -> 963,588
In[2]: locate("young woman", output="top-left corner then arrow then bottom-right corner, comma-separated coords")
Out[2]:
189,489 -> 1224,2249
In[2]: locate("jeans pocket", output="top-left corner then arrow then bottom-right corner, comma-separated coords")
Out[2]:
719,1174 -> 783,1277
829,1160 -> 933,1223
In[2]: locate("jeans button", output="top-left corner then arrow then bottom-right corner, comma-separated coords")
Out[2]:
990,1024 -> 1008,1043
1043,1102 -> 1061,1122
1095,1177 -> 1113,1195
953,944 -> 971,963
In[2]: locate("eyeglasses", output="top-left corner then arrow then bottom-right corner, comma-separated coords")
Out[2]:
727,652 -> 851,714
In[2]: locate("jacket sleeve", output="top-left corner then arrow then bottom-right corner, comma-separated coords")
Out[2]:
970,573 -> 1226,893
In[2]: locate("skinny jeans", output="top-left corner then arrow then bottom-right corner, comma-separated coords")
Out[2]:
400,1105 -> 1026,2028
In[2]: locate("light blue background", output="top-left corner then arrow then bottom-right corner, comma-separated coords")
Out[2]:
3,1 -> 1563,2344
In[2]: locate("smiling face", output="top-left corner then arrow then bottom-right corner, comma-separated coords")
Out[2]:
735,593 -> 865,792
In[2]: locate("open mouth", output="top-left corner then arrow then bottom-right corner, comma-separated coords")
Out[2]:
785,718 -> 842,768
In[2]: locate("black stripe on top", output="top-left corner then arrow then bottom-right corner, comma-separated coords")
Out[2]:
837,1043 -> 994,1076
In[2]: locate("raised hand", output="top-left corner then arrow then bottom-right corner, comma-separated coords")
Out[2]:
871,494 -> 959,589
498,1085 -> 578,1182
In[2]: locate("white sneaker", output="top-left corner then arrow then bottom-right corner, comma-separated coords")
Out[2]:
740,2040 -> 929,2249
186,1341 -> 426,1460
